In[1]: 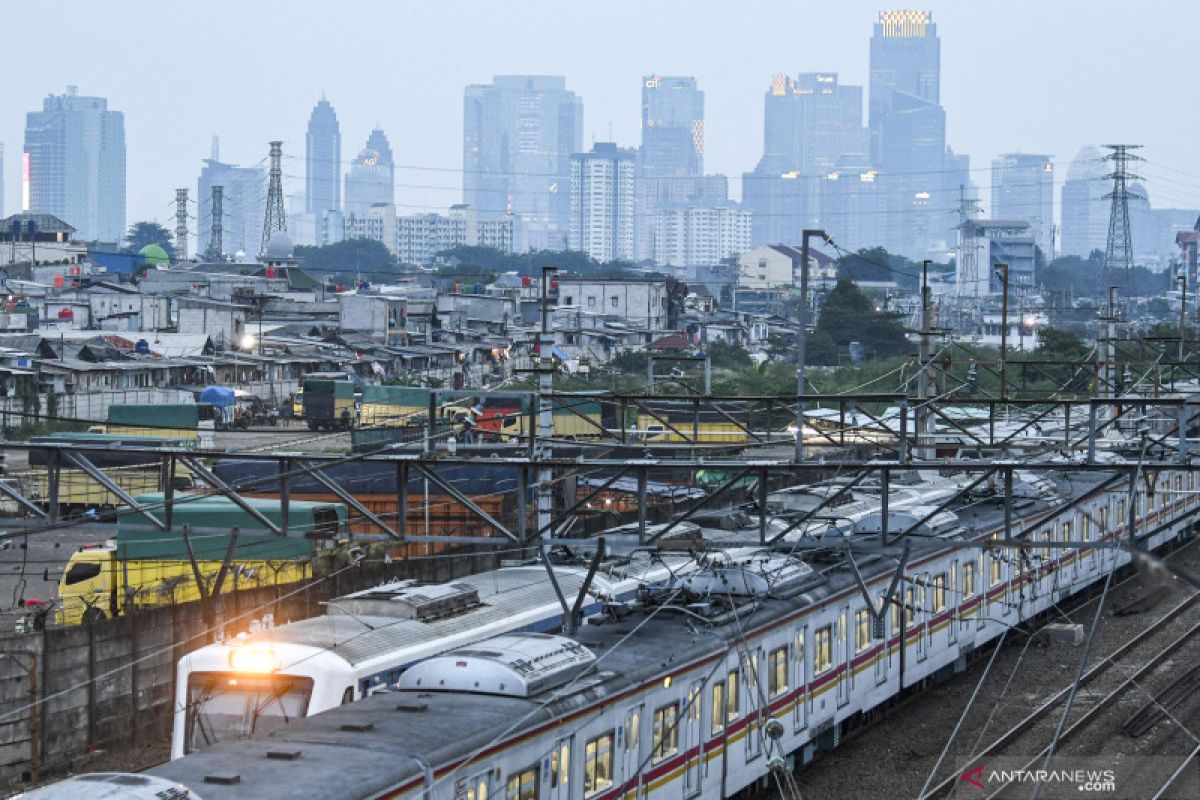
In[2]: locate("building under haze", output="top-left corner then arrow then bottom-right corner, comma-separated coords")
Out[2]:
395,204 -> 513,265
635,75 -> 707,259
1060,146 -> 1108,259
652,205 -> 750,268
22,86 -> 126,243
463,75 -> 583,252
0,142 -> 5,219
345,129 -> 395,220
743,72 -> 867,247
306,97 -> 342,220
570,143 -> 636,262
991,153 -> 1055,258
869,10 -> 950,258
197,157 -> 266,259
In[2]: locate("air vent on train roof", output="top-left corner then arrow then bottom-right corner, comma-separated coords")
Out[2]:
324,581 -> 480,621
680,554 -> 815,598
852,509 -> 959,538
399,634 -> 596,698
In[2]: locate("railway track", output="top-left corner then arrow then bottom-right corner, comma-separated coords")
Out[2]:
923,545 -> 1200,799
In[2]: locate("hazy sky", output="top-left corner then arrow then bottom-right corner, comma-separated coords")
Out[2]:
1,0 -> 1197,236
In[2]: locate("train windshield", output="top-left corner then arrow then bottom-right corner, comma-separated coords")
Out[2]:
184,672 -> 313,754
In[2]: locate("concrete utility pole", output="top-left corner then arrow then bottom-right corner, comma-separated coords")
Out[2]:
995,262 -> 1009,403
1098,286 -> 1119,402
538,266 -> 558,539
795,228 -> 828,462
1178,274 -> 1188,367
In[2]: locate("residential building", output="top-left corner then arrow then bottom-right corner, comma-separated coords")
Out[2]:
569,143 -> 636,262
652,206 -> 750,268
556,277 -> 670,331
868,11 -> 950,258
463,75 -> 583,252
395,204 -> 513,265
345,128 -> 394,219
197,157 -> 266,258
736,244 -> 836,290
22,86 -> 125,242
0,212 -> 85,268
991,153 -> 1054,258
339,293 -> 408,345
305,97 -> 342,220
345,203 -> 397,256
956,219 -> 1036,296
743,73 -> 867,247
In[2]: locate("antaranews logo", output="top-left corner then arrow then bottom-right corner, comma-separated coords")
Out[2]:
959,764 -> 1117,794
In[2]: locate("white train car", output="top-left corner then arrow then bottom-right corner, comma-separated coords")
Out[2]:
171,551 -> 693,759
152,463 -> 1200,799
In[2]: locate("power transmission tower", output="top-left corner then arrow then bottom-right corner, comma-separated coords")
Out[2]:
261,140 -> 286,254
1101,144 -> 1144,273
206,185 -> 224,261
954,185 -> 983,297
174,188 -> 189,261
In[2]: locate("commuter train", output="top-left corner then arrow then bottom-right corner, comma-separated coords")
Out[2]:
170,550 -> 694,759
152,456 -> 1200,799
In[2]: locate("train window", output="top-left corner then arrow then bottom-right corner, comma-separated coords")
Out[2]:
963,562 -> 977,599
1117,498 -> 1127,524
549,738 -> 570,788
1100,507 -> 1109,533
814,626 -> 832,674
905,587 -> 916,627
793,628 -> 805,676
624,710 -> 639,753
989,551 -> 1002,588
932,574 -> 947,613
64,562 -> 103,585
1062,520 -> 1073,541
466,772 -> 491,800
890,594 -> 900,633
312,507 -> 341,538
855,610 -> 871,653
687,683 -> 701,722
651,703 -> 679,763
726,671 -> 740,721
768,648 -> 788,697
583,733 -> 614,797
710,682 -> 725,735
741,651 -> 759,694
505,766 -> 538,800
341,687 -> 353,705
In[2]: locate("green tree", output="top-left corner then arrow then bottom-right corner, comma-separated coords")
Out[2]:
123,221 -> 176,260
705,340 -> 752,371
295,238 -> 397,281
814,278 -> 911,364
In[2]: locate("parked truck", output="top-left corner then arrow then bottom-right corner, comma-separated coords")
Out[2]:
56,493 -> 347,625
302,379 -> 357,430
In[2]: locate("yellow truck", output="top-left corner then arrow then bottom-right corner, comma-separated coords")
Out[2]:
57,493 -> 346,625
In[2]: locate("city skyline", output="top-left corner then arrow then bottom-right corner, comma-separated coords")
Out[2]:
1,1 -> 1196,249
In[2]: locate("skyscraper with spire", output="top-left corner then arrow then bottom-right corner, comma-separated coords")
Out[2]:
345,128 -> 394,219
306,97 -> 341,219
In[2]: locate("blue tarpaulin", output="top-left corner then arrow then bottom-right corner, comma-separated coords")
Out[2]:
198,386 -> 236,408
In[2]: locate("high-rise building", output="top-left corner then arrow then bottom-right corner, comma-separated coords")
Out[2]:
22,86 -> 125,242
818,155 -> 882,254
869,11 -> 948,258
570,143 -> 636,262
463,75 -> 583,252
345,129 -> 394,219
197,157 -> 266,258
652,205 -> 750,268
306,97 -> 341,219
743,72 -> 867,247
1060,146 -> 1109,259
991,153 -> 1055,258
395,204 -> 514,265
640,75 -> 704,178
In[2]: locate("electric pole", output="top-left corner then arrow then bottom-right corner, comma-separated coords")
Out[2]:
795,228 -> 827,462
995,263 -> 1009,402
917,260 -> 935,460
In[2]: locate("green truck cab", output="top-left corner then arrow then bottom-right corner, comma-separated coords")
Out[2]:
57,493 -> 346,625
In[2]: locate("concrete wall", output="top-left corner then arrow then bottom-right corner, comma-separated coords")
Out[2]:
0,548 -> 499,793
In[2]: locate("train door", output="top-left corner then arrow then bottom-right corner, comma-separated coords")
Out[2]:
875,595 -> 888,685
947,565 -> 958,647
683,681 -> 703,797
620,704 -> 643,798
915,577 -> 928,662
836,609 -> 850,707
794,626 -> 808,733
547,735 -> 572,800
743,649 -> 762,760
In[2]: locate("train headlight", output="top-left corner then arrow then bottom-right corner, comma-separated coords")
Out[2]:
229,643 -> 278,674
